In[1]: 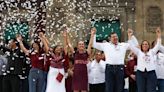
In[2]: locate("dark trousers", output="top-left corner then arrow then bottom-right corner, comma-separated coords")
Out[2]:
0,75 -> 3,92
136,70 -> 157,92
105,64 -> 124,92
66,76 -> 73,92
129,82 -> 137,92
20,78 -> 29,92
2,75 -> 20,92
89,83 -> 105,92
123,89 -> 128,92
157,79 -> 164,92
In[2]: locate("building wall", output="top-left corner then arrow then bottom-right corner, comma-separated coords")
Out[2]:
135,0 -> 164,44
47,0 -> 136,46
1,0 -> 164,47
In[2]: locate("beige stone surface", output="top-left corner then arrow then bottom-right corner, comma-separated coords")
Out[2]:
135,0 -> 164,44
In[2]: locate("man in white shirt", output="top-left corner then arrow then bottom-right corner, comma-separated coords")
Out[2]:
87,51 -> 106,92
90,28 -> 131,92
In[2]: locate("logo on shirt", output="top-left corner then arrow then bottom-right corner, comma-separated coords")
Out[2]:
143,54 -> 150,63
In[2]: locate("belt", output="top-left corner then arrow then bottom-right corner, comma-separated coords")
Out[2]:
106,64 -> 124,67
75,60 -> 87,64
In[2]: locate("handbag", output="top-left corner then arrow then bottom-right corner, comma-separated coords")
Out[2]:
56,72 -> 64,83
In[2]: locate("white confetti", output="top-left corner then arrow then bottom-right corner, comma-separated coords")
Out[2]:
33,79 -> 36,82
10,67 -> 14,70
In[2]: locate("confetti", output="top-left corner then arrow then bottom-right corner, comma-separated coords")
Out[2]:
0,0 -> 134,47
33,79 -> 36,82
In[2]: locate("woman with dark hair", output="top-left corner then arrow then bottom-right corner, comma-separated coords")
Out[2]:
45,31 -> 69,92
125,52 -> 137,92
128,28 -> 161,92
66,29 -> 92,92
17,32 -> 49,92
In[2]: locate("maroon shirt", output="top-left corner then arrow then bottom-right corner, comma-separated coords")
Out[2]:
125,58 -> 137,83
63,54 -> 69,72
43,53 -> 51,72
74,51 -> 88,64
73,51 -> 89,90
45,52 -> 69,71
29,50 -> 45,71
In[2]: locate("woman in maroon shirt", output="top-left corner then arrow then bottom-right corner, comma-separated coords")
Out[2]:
66,30 -> 92,92
125,52 -> 137,92
45,31 -> 69,92
17,32 -> 49,92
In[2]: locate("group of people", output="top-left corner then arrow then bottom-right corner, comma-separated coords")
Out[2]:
0,26 -> 164,92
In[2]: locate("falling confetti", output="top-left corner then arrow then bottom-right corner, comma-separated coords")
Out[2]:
0,0 -> 137,47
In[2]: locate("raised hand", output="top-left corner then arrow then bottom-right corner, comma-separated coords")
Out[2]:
38,31 -> 45,38
16,34 -> 23,42
63,30 -> 67,37
91,27 -> 96,35
128,28 -> 133,37
156,27 -> 161,38
127,28 -> 133,40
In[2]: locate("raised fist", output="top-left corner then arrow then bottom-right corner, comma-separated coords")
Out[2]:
91,27 -> 96,35
127,28 -> 133,37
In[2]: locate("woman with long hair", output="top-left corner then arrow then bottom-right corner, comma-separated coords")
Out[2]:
45,31 -> 69,92
128,28 -> 161,92
17,32 -> 49,92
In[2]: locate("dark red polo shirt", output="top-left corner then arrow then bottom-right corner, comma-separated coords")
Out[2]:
29,51 -> 44,70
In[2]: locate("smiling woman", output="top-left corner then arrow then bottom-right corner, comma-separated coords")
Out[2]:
128,28 -> 162,92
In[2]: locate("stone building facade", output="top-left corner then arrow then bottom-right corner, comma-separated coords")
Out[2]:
135,0 -> 164,43
48,0 -> 164,46
0,0 -> 164,46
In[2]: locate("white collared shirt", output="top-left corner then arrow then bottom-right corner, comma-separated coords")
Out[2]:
155,52 -> 164,79
87,60 -> 106,84
93,35 -> 130,65
128,38 -> 161,72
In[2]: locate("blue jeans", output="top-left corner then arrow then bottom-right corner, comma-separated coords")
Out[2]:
105,64 -> 124,92
136,70 -> 157,92
157,79 -> 164,92
28,68 -> 45,92
41,71 -> 48,92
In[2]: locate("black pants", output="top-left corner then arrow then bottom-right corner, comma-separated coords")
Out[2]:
89,83 -> 105,92
105,65 -> 124,92
20,78 -> 29,92
129,82 -> 137,92
2,75 -> 20,92
0,75 -> 3,92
